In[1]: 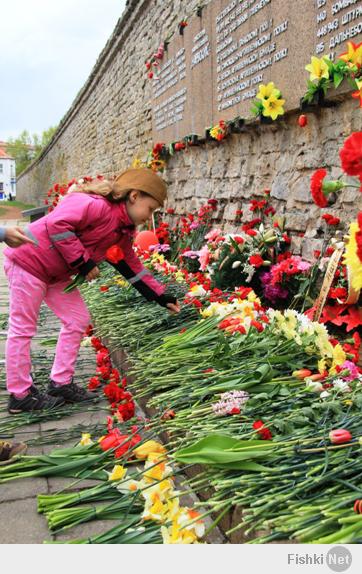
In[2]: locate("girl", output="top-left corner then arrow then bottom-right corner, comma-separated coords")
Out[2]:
4,168 -> 180,414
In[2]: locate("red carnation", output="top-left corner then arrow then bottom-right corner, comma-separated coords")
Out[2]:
106,245 -> 124,264
339,132 -> 362,178
249,254 -> 264,267
253,420 -> 272,440
310,169 -> 328,207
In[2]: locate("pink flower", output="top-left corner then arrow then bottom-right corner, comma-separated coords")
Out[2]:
198,245 -> 211,271
339,360 -> 360,381
205,228 -> 223,242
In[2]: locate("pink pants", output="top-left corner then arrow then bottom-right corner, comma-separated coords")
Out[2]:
4,258 -> 91,395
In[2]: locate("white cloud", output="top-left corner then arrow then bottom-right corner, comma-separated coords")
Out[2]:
0,0 -> 126,140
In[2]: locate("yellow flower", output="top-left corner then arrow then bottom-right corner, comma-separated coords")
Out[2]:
161,520 -> 198,544
116,478 -> 141,494
79,433 -> 93,446
339,41 -> 362,68
107,464 -> 127,481
318,358 -> 327,374
305,56 -> 330,81
132,157 -> 146,169
330,344 -> 347,374
344,221 -> 362,291
142,492 -> 168,522
256,82 -> 279,100
262,94 -> 285,120
134,440 -> 166,460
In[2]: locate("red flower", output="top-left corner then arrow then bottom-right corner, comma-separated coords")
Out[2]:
106,245 -> 124,264
322,213 -> 340,226
148,71 -> 154,79
298,114 -> 308,127
339,132 -> 362,178
282,233 -> 291,244
161,409 -> 176,420
100,286 -> 109,292
329,429 -> 352,444
310,169 -> 328,207
166,208 -> 175,214
88,376 -> 101,390
246,229 -> 257,237
249,254 -> 264,267
250,320 -> 264,332
252,420 -> 272,440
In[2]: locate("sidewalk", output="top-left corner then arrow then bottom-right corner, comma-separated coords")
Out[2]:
0,225 -> 113,544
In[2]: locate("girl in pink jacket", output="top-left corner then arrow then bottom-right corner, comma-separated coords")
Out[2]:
4,168 -> 180,414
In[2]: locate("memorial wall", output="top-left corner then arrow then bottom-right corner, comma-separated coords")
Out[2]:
152,0 -> 362,141
16,0 -> 361,259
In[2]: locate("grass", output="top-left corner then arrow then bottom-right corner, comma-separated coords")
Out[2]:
0,200 -> 35,218
0,200 -> 35,209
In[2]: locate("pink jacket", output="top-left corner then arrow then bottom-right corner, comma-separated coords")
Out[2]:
4,192 -> 165,297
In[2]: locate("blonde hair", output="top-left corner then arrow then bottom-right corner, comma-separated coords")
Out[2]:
69,179 -> 131,202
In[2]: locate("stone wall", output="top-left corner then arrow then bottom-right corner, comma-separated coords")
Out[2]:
16,0 -> 362,260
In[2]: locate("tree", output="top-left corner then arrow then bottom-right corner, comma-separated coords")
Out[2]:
7,126 -> 58,176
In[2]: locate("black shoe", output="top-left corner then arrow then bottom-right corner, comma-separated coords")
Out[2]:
8,386 -> 65,414
47,380 -> 98,404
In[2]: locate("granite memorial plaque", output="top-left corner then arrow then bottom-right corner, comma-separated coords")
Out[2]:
151,0 -> 362,143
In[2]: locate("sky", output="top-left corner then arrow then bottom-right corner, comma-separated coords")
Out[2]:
0,0 -> 127,141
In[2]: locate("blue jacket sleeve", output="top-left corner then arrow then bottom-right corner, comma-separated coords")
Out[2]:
0,227 -> 6,242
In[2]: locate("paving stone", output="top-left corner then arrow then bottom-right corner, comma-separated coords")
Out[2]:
0,497 -> 53,543
0,478 -> 48,503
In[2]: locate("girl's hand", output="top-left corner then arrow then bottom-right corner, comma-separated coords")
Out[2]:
166,301 -> 181,314
85,266 -> 100,282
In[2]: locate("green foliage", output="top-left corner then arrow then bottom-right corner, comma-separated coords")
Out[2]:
6,126 -> 58,176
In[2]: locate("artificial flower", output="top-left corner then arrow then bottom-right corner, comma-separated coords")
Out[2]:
338,41 -> 362,69
256,82 -> 279,100
262,94 -> 285,120
305,56 -> 330,81
352,79 -> 362,108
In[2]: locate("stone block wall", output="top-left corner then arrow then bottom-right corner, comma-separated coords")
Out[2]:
16,0 -> 362,260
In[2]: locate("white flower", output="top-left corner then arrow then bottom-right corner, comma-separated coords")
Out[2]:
333,379 -> 351,393
232,260 -> 242,269
320,391 -> 330,399
305,380 -> 323,392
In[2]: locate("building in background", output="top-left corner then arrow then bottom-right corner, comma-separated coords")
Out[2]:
0,142 -> 16,200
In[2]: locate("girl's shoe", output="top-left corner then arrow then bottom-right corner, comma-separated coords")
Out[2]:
8,385 -> 65,414
47,380 -> 97,403
0,440 -> 27,465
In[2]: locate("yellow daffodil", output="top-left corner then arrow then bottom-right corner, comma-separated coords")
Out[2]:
107,464 -> 127,481
161,521 -> 198,544
256,82 -> 280,101
262,94 -> 285,120
177,507 -> 205,538
305,56 -> 330,81
339,41 -> 362,68
79,433 -> 93,446
143,459 -> 173,483
344,221 -> 362,291
134,440 -> 166,460
116,478 -> 141,494
142,492 -> 168,522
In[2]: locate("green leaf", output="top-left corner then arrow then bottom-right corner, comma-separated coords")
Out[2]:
174,434 -> 277,467
333,72 -> 343,89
